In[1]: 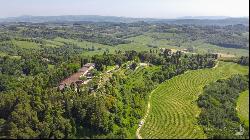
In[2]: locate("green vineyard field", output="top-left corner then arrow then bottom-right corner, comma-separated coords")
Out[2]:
237,90 -> 249,127
139,62 -> 249,139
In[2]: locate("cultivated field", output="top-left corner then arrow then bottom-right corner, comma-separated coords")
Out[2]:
139,62 -> 249,139
237,90 -> 249,127
12,40 -> 40,49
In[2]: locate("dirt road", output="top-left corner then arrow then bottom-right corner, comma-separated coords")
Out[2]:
136,89 -> 154,139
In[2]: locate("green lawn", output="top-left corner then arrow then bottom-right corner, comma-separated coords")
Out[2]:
139,62 -> 249,139
237,90 -> 249,127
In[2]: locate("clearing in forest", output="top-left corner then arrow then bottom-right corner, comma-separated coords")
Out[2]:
139,62 -> 249,139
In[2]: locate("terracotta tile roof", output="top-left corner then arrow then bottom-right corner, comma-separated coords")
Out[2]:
60,71 -> 85,86
79,67 -> 89,73
58,63 -> 95,89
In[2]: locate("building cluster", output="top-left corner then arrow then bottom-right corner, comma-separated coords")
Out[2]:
58,63 -> 95,91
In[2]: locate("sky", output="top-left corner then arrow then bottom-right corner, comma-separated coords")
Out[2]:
0,0 -> 249,18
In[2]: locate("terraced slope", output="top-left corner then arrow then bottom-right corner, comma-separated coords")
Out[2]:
237,90 -> 249,127
139,62 -> 249,139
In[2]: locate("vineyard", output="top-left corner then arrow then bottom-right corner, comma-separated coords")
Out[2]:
139,62 -> 249,139
237,90 -> 249,127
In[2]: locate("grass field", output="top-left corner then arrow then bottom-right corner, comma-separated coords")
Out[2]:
12,40 -> 40,49
139,62 -> 249,139
237,90 -> 249,127
43,39 -> 65,48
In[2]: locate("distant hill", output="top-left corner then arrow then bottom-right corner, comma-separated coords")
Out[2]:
155,18 -> 249,26
179,16 -> 231,19
0,15 -> 248,26
0,15 -> 140,23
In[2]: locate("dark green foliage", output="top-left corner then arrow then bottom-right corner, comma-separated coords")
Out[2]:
130,62 -> 137,70
220,56 -> 249,66
151,53 -> 216,83
197,75 -> 249,139
238,56 -> 249,66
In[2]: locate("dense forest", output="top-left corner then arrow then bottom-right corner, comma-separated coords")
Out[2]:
197,75 -> 249,139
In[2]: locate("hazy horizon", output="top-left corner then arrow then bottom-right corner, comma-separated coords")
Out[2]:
1,14 -> 249,20
0,0 -> 249,19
